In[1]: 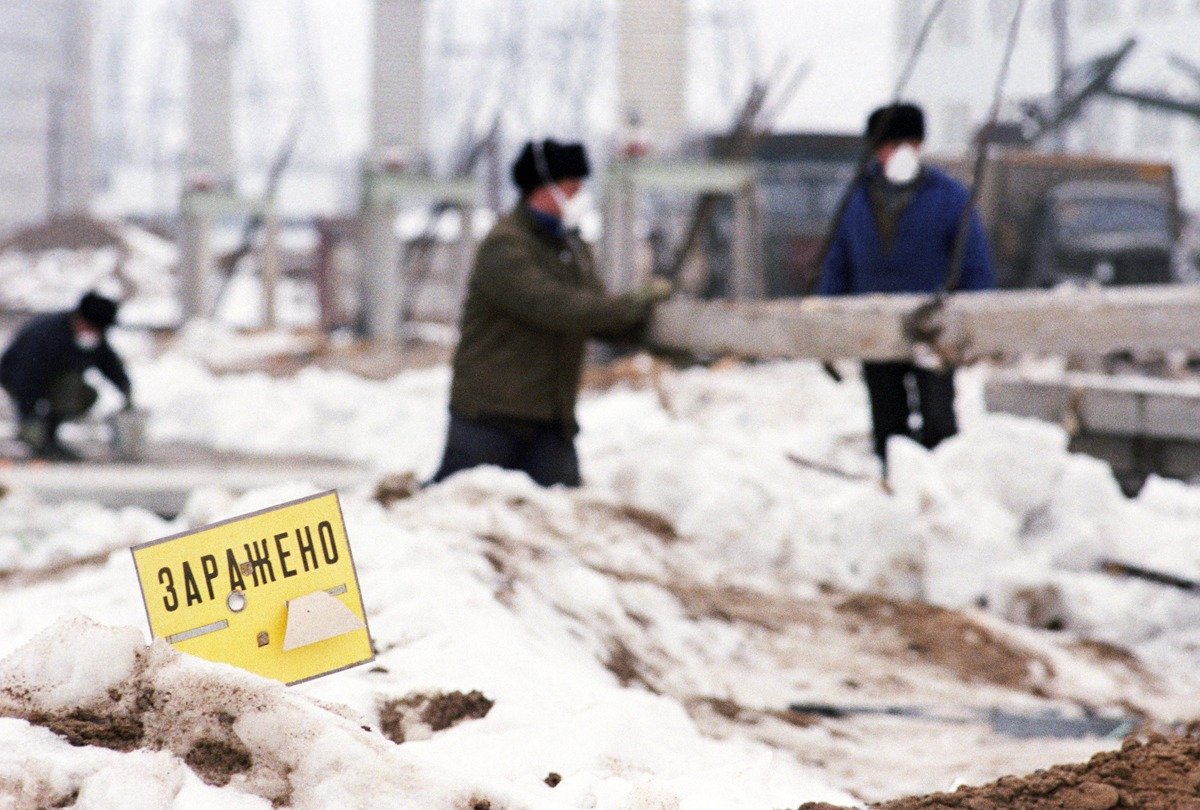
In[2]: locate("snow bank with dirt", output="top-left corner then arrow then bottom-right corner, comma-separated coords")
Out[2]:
4,356 -> 1200,805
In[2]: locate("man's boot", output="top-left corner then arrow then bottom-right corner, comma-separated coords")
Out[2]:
17,418 -> 50,456
19,417 -> 79,461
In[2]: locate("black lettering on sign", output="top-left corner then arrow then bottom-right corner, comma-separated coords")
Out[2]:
275,532 -> 297,578
226,547 -> 245,592
296,525 -> 317,572
159,567 -> 179,612
243,539 -> 276,587
200,554 -> 219,601
318,521 -> 339,565
182,561 -> 203,607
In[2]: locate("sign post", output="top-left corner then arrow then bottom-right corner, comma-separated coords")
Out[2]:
131,490 -> 374,685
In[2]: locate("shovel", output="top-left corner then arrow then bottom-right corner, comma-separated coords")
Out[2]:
787,701 -> 1135,739
1100,559 -> 1200,592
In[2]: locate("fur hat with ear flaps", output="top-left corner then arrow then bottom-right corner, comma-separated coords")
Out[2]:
76,291 -> 119,331
511,140 -> 591,196
865,103 -> 926,148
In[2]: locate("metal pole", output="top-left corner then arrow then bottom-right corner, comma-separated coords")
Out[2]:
261,206 -> 280,329
1051,0 -> 1070,152
179,203 -> 211,322
361,186 -> 401,342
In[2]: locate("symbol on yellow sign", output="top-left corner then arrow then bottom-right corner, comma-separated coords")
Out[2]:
131,490 -> 374,685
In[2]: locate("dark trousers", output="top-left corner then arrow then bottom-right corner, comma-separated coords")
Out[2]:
862,361 -> 958,462
430,411 -> 582,488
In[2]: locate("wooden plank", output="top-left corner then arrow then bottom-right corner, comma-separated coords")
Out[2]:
645,284 -> 1200,361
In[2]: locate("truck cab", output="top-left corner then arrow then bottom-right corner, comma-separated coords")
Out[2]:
1030,180 -> 1176,287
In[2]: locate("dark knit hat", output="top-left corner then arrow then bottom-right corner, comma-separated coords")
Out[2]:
76,291 -> 119,330
866,103 -> 926,147
511,139 -> 591,195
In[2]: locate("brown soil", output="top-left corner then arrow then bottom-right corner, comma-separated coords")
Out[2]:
378,690 -> 494,744
582,502 -> 679,544
15,682 -> 261,791
689,696 -> 820,730
26,708 -> 144,752
373,472 -> 420,507
837,594 -> 1051,691
183,738 -> 254,787
866,733 -> 1200,809
603,639 -> 658,692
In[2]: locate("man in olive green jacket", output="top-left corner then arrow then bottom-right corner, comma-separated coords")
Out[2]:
431,139 -> 668,487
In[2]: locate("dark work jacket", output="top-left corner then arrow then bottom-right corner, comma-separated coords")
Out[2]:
820,166 -> 996,295
449,206 -> 650,433
0,312 -> 131,418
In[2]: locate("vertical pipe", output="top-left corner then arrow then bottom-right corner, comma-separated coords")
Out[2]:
370,0 -> 425,163
261,207 -> 280,329
617,0 -> 688,150
179,205 -> 212,322
58,0 -> 94,215
1051,0 -> 1070,152
186,0 -> 238,186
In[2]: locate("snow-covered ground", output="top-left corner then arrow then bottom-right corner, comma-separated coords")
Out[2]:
3,349 -> 1200,808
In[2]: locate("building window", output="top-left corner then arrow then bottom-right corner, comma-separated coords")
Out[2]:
941,0 -> 972,46
1084,0 -> 1121,24
1139,0 -> 1174,16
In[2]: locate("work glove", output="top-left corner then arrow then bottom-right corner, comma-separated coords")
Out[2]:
630,277 -> 674,308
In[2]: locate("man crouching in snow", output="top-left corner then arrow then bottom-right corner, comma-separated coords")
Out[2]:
0,291 -> 133,461
430,139 -> 671,488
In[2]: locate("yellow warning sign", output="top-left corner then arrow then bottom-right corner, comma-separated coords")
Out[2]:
131,490 -> 373,685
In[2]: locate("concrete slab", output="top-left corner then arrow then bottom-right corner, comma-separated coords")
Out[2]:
0,443 -> 374,516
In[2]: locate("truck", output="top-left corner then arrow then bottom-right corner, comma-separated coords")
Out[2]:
936,150 -> 1182,289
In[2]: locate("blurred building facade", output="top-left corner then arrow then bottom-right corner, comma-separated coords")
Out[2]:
897,0 -> 1200,206
0,0 -> 94,233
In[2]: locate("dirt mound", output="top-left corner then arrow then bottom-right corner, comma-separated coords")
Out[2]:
378,690 -> 494,744
0,214 -> 124,253
870,734 -> 1200,809
581,502 -> 680,544
27,707 -> 145,752
10,676 -> 258,792
837,594 -> 1051,691
373,472 -> 420,507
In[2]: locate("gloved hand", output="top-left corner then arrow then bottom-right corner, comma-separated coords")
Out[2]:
630,277 -> 673,307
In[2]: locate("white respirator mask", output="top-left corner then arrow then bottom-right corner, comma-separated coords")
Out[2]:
883,143 -> 922,185
75,332 -> 101,351
556,187 -> 596,231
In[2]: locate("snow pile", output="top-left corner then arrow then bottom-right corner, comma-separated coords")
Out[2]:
0,478 -> 860,808
4,357 -> 1200,804
0,223 -> 179,328
0,616 -> 501,809
0,492 -> 166,575
134,355 -> 450,466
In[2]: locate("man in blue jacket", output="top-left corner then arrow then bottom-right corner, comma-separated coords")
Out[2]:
0,292 -> 132,460
820,103 -> 995,464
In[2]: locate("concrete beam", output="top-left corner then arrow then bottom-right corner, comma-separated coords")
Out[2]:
985,370 -> 1200,489
984,371 -> 1200,442
646,285 -> 1200,361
